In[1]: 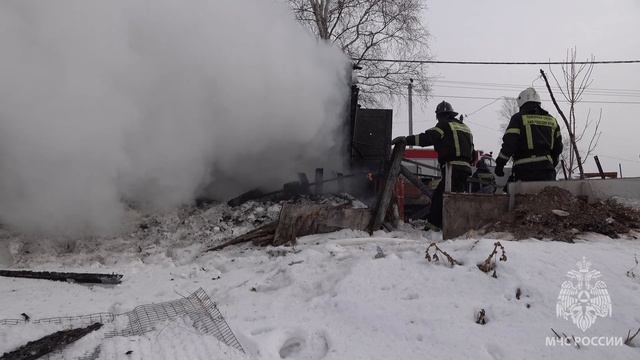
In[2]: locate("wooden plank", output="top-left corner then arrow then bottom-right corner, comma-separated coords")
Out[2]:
206,222 -> 277,251
0,270 -> 122,285
400,165 -> 433,198
1,323 -> 102,360
369,140 -> 406,233
594,156 -> 606,179
227,188 -> 267,207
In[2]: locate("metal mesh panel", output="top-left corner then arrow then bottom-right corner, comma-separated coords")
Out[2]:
1,288 -> 244,356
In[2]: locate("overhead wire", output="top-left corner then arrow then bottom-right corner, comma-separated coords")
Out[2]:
429,83 -> 640,98
430,79 -> 640,94
595,154 -> 640,164
413,93 -> 640,104
356,58 -> 640,65
360,58 -> 640,166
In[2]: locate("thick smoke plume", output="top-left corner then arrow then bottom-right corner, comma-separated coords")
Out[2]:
0,0 -> 348,235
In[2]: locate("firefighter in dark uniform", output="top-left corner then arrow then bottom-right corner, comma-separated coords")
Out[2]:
394,101 -> 474,229
470,153 -> 496,193
494,87 -> 563,181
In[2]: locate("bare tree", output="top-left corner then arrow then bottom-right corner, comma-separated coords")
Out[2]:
288,0 -> 430,104
549,47 -> 602,178
498,97 -> 519,132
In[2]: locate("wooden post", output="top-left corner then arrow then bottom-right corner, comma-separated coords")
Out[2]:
444,163 -> 453,193
315,168 -> 324,194
619,163 -> 623,178
337,172 -> 345,193
594,156 -> 605,179
369,140 -> 406,233
298,172 -> 310,193
408,79 -> 414,137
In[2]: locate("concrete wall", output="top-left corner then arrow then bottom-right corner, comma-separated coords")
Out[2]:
442,177 -> 640,239
507,177 -> 640,202
442,193 -> 509,239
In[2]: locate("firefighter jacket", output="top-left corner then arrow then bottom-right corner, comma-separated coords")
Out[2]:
405,115 -> 474,168
496,103 -> 563,171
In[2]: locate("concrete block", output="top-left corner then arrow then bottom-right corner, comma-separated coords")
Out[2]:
442,193 -> 509,239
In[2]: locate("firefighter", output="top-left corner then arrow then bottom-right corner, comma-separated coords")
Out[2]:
393,101 -> 474,229
494,87 -> 563,181
470,153 -> 496,193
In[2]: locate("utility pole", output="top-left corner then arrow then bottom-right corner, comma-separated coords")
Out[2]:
408,78 -> 414,136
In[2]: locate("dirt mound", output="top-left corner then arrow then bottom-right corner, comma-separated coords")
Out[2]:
489,186 -> 640,241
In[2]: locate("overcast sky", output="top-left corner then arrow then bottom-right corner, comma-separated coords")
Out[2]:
389,0 -> 640,176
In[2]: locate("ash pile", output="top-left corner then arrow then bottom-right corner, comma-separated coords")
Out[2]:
489,186 -> 640,241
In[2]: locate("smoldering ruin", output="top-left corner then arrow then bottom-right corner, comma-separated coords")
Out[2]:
0,0 -> 349,236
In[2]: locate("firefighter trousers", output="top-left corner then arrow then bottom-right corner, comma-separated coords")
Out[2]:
429,165 -> 470,228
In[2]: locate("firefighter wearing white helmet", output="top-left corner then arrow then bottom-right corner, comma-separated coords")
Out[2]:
495,87 -> 563,182
516,87 -> 542,107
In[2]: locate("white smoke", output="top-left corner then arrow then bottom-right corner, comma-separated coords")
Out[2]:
0,0 -> 348,235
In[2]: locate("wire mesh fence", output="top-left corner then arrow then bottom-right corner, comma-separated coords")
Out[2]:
0,288 -> 244,358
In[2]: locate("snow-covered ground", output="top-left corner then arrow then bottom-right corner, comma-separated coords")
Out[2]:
2,221 -> 640,359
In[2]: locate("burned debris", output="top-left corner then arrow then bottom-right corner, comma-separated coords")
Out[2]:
0,323 -> 103,360
0,270 -> 123,285
207,202 -> 371,251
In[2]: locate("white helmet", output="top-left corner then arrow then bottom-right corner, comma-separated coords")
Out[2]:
516,87 -> 541,107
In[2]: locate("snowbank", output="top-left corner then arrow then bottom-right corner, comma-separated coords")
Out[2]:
2,229 -> 639,359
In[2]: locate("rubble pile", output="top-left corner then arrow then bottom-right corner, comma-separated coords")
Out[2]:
2,194 -> 367,264
489,187 -> 640,241
133,193 -> 365,247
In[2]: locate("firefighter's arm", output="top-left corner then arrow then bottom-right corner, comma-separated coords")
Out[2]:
496,115 -> 521,167
405,126 -> 444,147
551,126 -> 563,166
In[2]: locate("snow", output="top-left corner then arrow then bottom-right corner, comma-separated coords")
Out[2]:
2,222 -> 640,359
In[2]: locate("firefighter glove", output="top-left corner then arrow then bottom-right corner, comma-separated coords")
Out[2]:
494,163 -> 505,177
392,136 -> 407,145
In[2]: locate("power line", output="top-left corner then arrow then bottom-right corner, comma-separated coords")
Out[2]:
431,83 -> 640,98
431,79 -> 640,93
597,154 -> 640,164
465,97 -> 505,116
356,58 -> 640,65
416,93 -> 640,105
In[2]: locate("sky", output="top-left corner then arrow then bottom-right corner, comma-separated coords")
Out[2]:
389,0 -> 640,176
